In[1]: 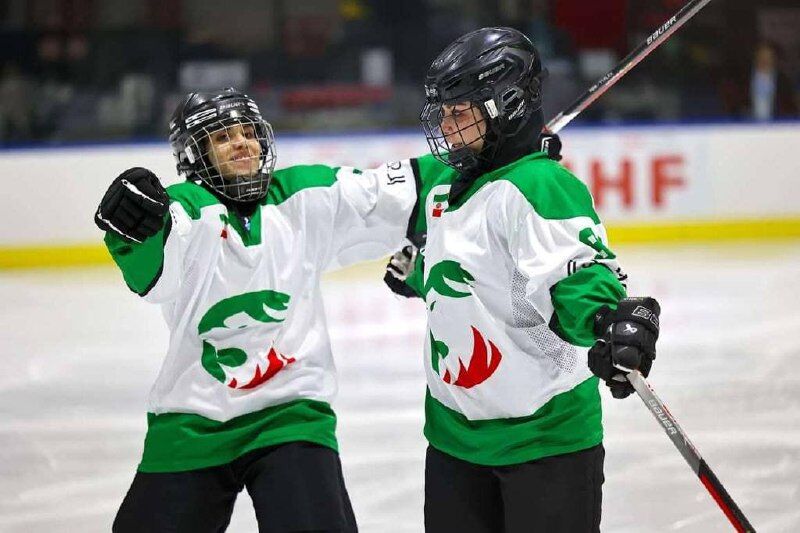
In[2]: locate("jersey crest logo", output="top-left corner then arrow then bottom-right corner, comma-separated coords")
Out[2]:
198,290 -> 295,390
425,261 -> 503,387
430,327 -> 503,388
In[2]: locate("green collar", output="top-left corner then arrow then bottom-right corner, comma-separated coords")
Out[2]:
221,209 -> 263,246
447,151 -> 548,212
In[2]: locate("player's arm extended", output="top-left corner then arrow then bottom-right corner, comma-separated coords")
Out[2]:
324,160 -> 419,270
96,168 -> 188,302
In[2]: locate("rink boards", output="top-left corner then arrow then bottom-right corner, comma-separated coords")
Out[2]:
1,121 -> 799,268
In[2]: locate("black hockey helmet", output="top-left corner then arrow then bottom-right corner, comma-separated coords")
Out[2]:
420,27 -> 547,173
169,88 -> 276,202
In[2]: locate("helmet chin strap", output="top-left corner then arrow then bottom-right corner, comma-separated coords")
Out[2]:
447,146 -> 483,174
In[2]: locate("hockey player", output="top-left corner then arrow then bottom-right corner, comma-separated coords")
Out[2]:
94,88 -> 420,532
384,28 -> 661,532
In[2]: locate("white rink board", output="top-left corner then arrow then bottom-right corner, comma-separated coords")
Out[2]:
1,122 -> 799,246
0,242 -> 798,532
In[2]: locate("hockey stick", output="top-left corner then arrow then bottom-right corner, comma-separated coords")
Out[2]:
626,370 -> 755,532
546,0 -> 714,133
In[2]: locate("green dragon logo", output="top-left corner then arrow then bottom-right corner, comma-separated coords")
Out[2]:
198,290 -> 295,390
425,260 -> 502,387
424,260 -> 474,300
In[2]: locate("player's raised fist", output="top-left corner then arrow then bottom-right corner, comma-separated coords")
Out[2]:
94,167 -> 169,243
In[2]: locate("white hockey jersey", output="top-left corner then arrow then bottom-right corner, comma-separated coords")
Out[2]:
404,152 -> 627,466
105,162 -> 416,472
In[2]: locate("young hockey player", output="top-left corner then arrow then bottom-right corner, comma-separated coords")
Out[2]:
384,27 -> 661,532
94,88 -> 420,532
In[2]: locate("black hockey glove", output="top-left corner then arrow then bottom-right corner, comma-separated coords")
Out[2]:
538,132 -> 562,161
94,167 -> 169,243
588,297 -> 660,399
384,245 -> 419,298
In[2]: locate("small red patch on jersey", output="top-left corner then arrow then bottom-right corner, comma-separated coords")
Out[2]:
221,228 -> 228,239
432,203 -> 443,218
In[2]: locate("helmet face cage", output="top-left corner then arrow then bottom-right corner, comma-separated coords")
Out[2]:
420,99 -> 493,173
185,116 -> 276,202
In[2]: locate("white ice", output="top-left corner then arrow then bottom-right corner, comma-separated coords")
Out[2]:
1,242 -> 798,532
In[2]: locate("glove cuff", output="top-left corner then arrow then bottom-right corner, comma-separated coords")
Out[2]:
593,305 -> 613,337
594,297 -> 660,338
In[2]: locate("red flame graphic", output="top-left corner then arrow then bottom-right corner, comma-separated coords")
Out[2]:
227,347 -> 295,389
441,326 -> 502,389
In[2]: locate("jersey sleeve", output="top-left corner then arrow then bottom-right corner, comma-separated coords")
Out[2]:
505,166 -> 627,347
325,160 -> 418,270
103,198 -> 194,303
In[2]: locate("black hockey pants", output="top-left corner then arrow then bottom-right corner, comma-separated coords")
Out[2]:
113,441 -> 357,533
425,444 -> 604,533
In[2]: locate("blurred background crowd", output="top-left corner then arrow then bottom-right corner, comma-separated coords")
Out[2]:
0,0 -> 798,144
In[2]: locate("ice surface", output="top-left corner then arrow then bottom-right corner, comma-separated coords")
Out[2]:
1,242 -> 798,532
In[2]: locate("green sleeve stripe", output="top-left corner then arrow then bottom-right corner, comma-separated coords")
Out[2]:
268,165 -> 337,206
424,377 -> 602,466
138,399 -> 338,472
166,182 -> 220,220
503,157 -> 601,223
549,263 -> 627,347
104,217 -> 171,296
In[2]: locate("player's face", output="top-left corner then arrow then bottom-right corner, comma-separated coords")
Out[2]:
440,102 -> 487,153
206,123 -> 262,180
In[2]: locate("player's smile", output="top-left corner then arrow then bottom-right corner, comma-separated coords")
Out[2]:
207,123 -> 262,180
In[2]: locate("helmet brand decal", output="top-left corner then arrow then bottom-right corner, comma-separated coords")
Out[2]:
218,101 -> 245,111
425,85 -> 438,98
507,100 -> 525,120
478,64 -> 504,80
